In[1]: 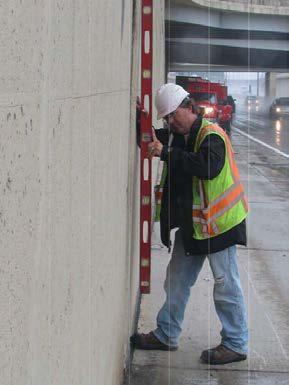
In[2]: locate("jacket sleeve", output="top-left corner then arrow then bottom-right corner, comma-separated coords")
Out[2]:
154,128 -> 169,145
160,133 -> 225,180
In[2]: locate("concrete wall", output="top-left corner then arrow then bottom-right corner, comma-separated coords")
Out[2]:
0,1 -> 164,385
265,72 -> 277,101
264,72 -> 289,102
276,73 -> 289,97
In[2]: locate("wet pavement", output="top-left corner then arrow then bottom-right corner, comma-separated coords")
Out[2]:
233,106 -> 289,154
126,127 -> 289,385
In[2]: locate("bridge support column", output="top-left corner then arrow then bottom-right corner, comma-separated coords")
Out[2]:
265,72 -> 276,101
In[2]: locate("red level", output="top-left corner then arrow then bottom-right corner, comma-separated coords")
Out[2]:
140,0 -> 153,294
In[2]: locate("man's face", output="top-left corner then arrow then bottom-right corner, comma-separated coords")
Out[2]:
164,106 -> 192,135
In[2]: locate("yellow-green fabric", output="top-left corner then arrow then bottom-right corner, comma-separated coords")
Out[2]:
154,163 -> 167,222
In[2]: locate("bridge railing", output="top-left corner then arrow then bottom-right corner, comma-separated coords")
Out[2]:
218,0 -> 289,6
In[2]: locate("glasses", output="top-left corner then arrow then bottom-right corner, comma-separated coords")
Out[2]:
163,110 -> 176,123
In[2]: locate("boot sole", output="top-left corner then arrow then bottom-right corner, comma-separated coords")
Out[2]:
201,355 -> 247,365
135,345 -> 178,351
130,334 -> 178,351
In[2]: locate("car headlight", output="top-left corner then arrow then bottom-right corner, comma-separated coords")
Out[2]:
276,107 -> 281,112
205,107 -> 214,114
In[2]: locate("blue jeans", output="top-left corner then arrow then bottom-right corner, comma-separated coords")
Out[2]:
153,231 -> 248,354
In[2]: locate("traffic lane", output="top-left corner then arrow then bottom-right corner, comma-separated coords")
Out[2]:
233,107 -> 289,155
233,131 -> 289,374
232,110 -> 289,184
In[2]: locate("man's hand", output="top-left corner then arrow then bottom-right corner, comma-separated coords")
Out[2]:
137,96 -> 149,117
148,128 -> 163,159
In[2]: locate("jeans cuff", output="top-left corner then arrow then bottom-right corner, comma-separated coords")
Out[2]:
222,341 -> 248,355
153,327 -> 179,348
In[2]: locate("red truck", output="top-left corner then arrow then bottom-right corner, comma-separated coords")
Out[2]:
175,76 -> 233,134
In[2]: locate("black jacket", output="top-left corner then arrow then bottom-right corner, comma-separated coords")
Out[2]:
156,117 -> 247,255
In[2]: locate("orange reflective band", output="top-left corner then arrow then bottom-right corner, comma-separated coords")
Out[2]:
192,211 -> 206,223
203,181 -> 242,215
199,124 -> 241,182
207,222 -> 219,236
192,212 -> 219,236
204,183 -> 244,221
226,144 -> 240,181
192,183 -> 245,223
241,196 -> 249,212
202,225 -> 210,237
194,221 -> 218,237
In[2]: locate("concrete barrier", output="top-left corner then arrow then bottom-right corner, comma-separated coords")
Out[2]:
0,1 -> 165,384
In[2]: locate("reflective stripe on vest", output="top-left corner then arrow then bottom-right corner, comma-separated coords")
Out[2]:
192,181 -> 245,236
155,187 -> 163,205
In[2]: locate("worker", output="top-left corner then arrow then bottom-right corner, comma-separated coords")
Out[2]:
131,84 -> 249,365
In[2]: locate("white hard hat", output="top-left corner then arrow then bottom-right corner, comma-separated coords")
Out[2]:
155,83 -> 189,119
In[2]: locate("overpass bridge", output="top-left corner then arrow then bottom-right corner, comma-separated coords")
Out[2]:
166,0 -> 289,73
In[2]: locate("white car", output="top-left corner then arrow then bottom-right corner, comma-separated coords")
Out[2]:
269,97 -> 289,118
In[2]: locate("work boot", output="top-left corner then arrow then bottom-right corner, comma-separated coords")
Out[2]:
130,331 -> 178,351
200,344 -> 247,365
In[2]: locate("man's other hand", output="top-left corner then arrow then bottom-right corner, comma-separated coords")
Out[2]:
148,131 -> 163,158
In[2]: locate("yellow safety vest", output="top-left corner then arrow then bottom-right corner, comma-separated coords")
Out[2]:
192,120 -> 248,239
154,120 -> 248,241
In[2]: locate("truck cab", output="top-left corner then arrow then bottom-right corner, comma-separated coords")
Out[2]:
175,76 -> 232,135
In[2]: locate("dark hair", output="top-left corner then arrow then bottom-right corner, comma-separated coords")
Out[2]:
179,96 -> 197,114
